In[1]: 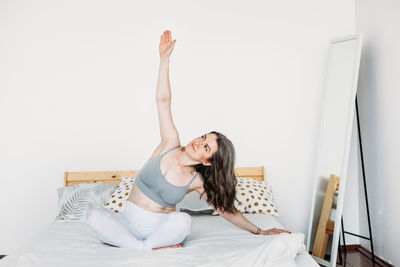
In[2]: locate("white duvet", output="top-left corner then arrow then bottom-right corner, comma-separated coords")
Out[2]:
1,214 -> 317,267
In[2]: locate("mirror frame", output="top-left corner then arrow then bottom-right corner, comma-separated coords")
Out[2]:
306,34 -> 363,267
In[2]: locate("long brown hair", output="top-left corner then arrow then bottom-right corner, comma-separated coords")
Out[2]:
195,131 -> 238,214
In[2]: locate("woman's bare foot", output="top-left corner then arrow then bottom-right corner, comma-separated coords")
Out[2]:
152,244 -> 182,250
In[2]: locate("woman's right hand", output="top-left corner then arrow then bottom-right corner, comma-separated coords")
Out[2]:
260,228 -> 291,235
159,30 -> 176,59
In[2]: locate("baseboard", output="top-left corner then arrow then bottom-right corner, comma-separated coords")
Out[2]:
340,244 -> 360,251
340,244 -> 394,267
0,255 -> 6,260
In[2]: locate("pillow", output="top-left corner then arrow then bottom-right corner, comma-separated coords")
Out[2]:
177,177 -> 279,217
223,177 -> 280,217
176,190 -> 211,212
105,176 -> 136,213
179,208 -> 214,215
55,183 -> 117,221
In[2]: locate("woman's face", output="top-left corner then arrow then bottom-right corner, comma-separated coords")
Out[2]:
187,133 -> 218,166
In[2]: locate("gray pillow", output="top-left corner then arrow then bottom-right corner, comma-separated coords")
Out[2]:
179,208 -> 214,215
176,191 -> 213,212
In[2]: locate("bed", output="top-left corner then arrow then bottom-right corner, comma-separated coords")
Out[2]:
0,167 -> 319,267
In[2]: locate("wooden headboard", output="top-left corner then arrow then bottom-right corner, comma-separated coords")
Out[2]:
64,167 -> 265,187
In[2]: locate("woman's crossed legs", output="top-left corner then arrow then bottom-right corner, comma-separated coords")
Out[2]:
86,202 -> 192,251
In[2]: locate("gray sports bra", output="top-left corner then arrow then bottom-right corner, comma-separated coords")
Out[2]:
135,146 -> 199,208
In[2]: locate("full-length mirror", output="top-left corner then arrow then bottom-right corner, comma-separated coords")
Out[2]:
307,35 -> 363,267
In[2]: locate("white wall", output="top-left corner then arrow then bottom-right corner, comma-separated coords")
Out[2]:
0,0 -> 355,254
355,1 -> 400,265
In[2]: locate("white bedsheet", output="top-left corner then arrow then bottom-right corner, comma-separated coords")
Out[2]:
0,214 -> 318,267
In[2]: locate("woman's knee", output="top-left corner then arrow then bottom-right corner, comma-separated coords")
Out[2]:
168,212 -> 192,231
86,208 -> 108,228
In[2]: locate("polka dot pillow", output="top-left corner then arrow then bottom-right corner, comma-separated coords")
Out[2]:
212,177 -> 280,217
105,176 -> 136,213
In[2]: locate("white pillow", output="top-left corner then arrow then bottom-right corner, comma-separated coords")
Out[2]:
55,183 -> 117,221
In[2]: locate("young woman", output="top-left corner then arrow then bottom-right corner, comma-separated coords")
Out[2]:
86,30 -> 290,251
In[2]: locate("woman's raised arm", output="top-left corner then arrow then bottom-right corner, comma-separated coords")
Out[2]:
155,30 -> 180,148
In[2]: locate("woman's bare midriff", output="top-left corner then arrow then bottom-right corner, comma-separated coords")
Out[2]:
127,182 -> 198,214
127,183 -> 175,214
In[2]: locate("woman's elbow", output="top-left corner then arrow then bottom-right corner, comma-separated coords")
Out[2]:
156,96 -> 171,104
219,208 -> 240,220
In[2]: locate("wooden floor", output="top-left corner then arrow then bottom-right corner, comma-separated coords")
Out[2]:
319,246 -> 393,267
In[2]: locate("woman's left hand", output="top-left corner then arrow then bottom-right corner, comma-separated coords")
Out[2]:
260,228 -> 291,235
159,30 -> 176,59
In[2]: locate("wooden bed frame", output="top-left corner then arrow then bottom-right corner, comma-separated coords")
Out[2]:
64,167 -> 266,187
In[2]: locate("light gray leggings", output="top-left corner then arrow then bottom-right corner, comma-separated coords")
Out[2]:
86,201 -> 192,251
